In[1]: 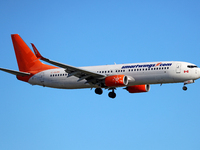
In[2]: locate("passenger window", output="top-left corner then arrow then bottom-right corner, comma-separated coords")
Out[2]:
134,69 -> 136,71
102,71 -> 104,73
55,74 -> 57,76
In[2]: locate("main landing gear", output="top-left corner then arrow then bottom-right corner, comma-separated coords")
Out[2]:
94,88 -> 116,99
95,88 -> 103,95
108,88 -> 116,99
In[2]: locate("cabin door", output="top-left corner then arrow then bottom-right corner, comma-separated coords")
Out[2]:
176,63 -> 181,73
40,72 -> 44,85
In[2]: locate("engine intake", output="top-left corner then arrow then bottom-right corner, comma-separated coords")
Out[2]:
105,75 -> 128,87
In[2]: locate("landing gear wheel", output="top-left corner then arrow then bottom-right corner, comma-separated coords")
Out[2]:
95,88 -> 103,95
108,92 -> 116,99
183,86 -> 187,91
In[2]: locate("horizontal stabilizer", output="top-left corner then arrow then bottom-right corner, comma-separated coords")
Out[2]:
0,68 -> 30,76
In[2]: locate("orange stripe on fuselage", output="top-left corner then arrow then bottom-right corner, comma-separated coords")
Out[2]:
155,62 -> 162,67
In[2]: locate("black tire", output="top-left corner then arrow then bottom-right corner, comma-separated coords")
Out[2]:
183,86 -> 187,91
108,92 -> 116,99
95,88 -> 103,95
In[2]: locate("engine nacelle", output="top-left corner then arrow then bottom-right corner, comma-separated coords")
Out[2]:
126,84 -> 150,93
105,75 -> 128,87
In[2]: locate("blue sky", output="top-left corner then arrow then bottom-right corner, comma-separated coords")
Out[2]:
0,0 -> 200,149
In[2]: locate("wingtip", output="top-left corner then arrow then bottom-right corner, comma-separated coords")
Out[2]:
31,43 -> 42,59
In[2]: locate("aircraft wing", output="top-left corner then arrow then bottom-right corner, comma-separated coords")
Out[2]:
0,68 -> 30,76
31,43 -> 105,82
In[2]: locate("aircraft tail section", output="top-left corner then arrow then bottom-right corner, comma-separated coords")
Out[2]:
11,34 -> 57,73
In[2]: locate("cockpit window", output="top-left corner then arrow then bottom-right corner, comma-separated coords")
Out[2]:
187,65 -> 198,68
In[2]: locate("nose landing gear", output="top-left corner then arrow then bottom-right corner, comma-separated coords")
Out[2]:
182,80 -> 195,91
182,86 -> 187,91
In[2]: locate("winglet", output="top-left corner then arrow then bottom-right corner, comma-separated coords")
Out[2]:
31,43 -> 42,59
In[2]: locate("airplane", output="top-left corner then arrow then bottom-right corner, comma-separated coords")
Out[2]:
0,34 -> 200,98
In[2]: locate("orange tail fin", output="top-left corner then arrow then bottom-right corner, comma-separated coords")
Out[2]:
11,34 -> 57,73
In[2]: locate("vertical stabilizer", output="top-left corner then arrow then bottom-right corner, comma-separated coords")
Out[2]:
11,34 -> 57,73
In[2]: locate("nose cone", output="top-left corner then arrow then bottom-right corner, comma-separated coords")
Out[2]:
197,68 -> 200,79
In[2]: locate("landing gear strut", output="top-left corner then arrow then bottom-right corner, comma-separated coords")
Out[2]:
108,88 -> 116,99
182,80 -> 195,91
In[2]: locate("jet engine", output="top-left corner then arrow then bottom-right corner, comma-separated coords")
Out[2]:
105,75 -> 128,87
126,84 -> 150,93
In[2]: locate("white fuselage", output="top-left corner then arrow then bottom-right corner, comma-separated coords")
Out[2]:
28,61 -> 200,89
